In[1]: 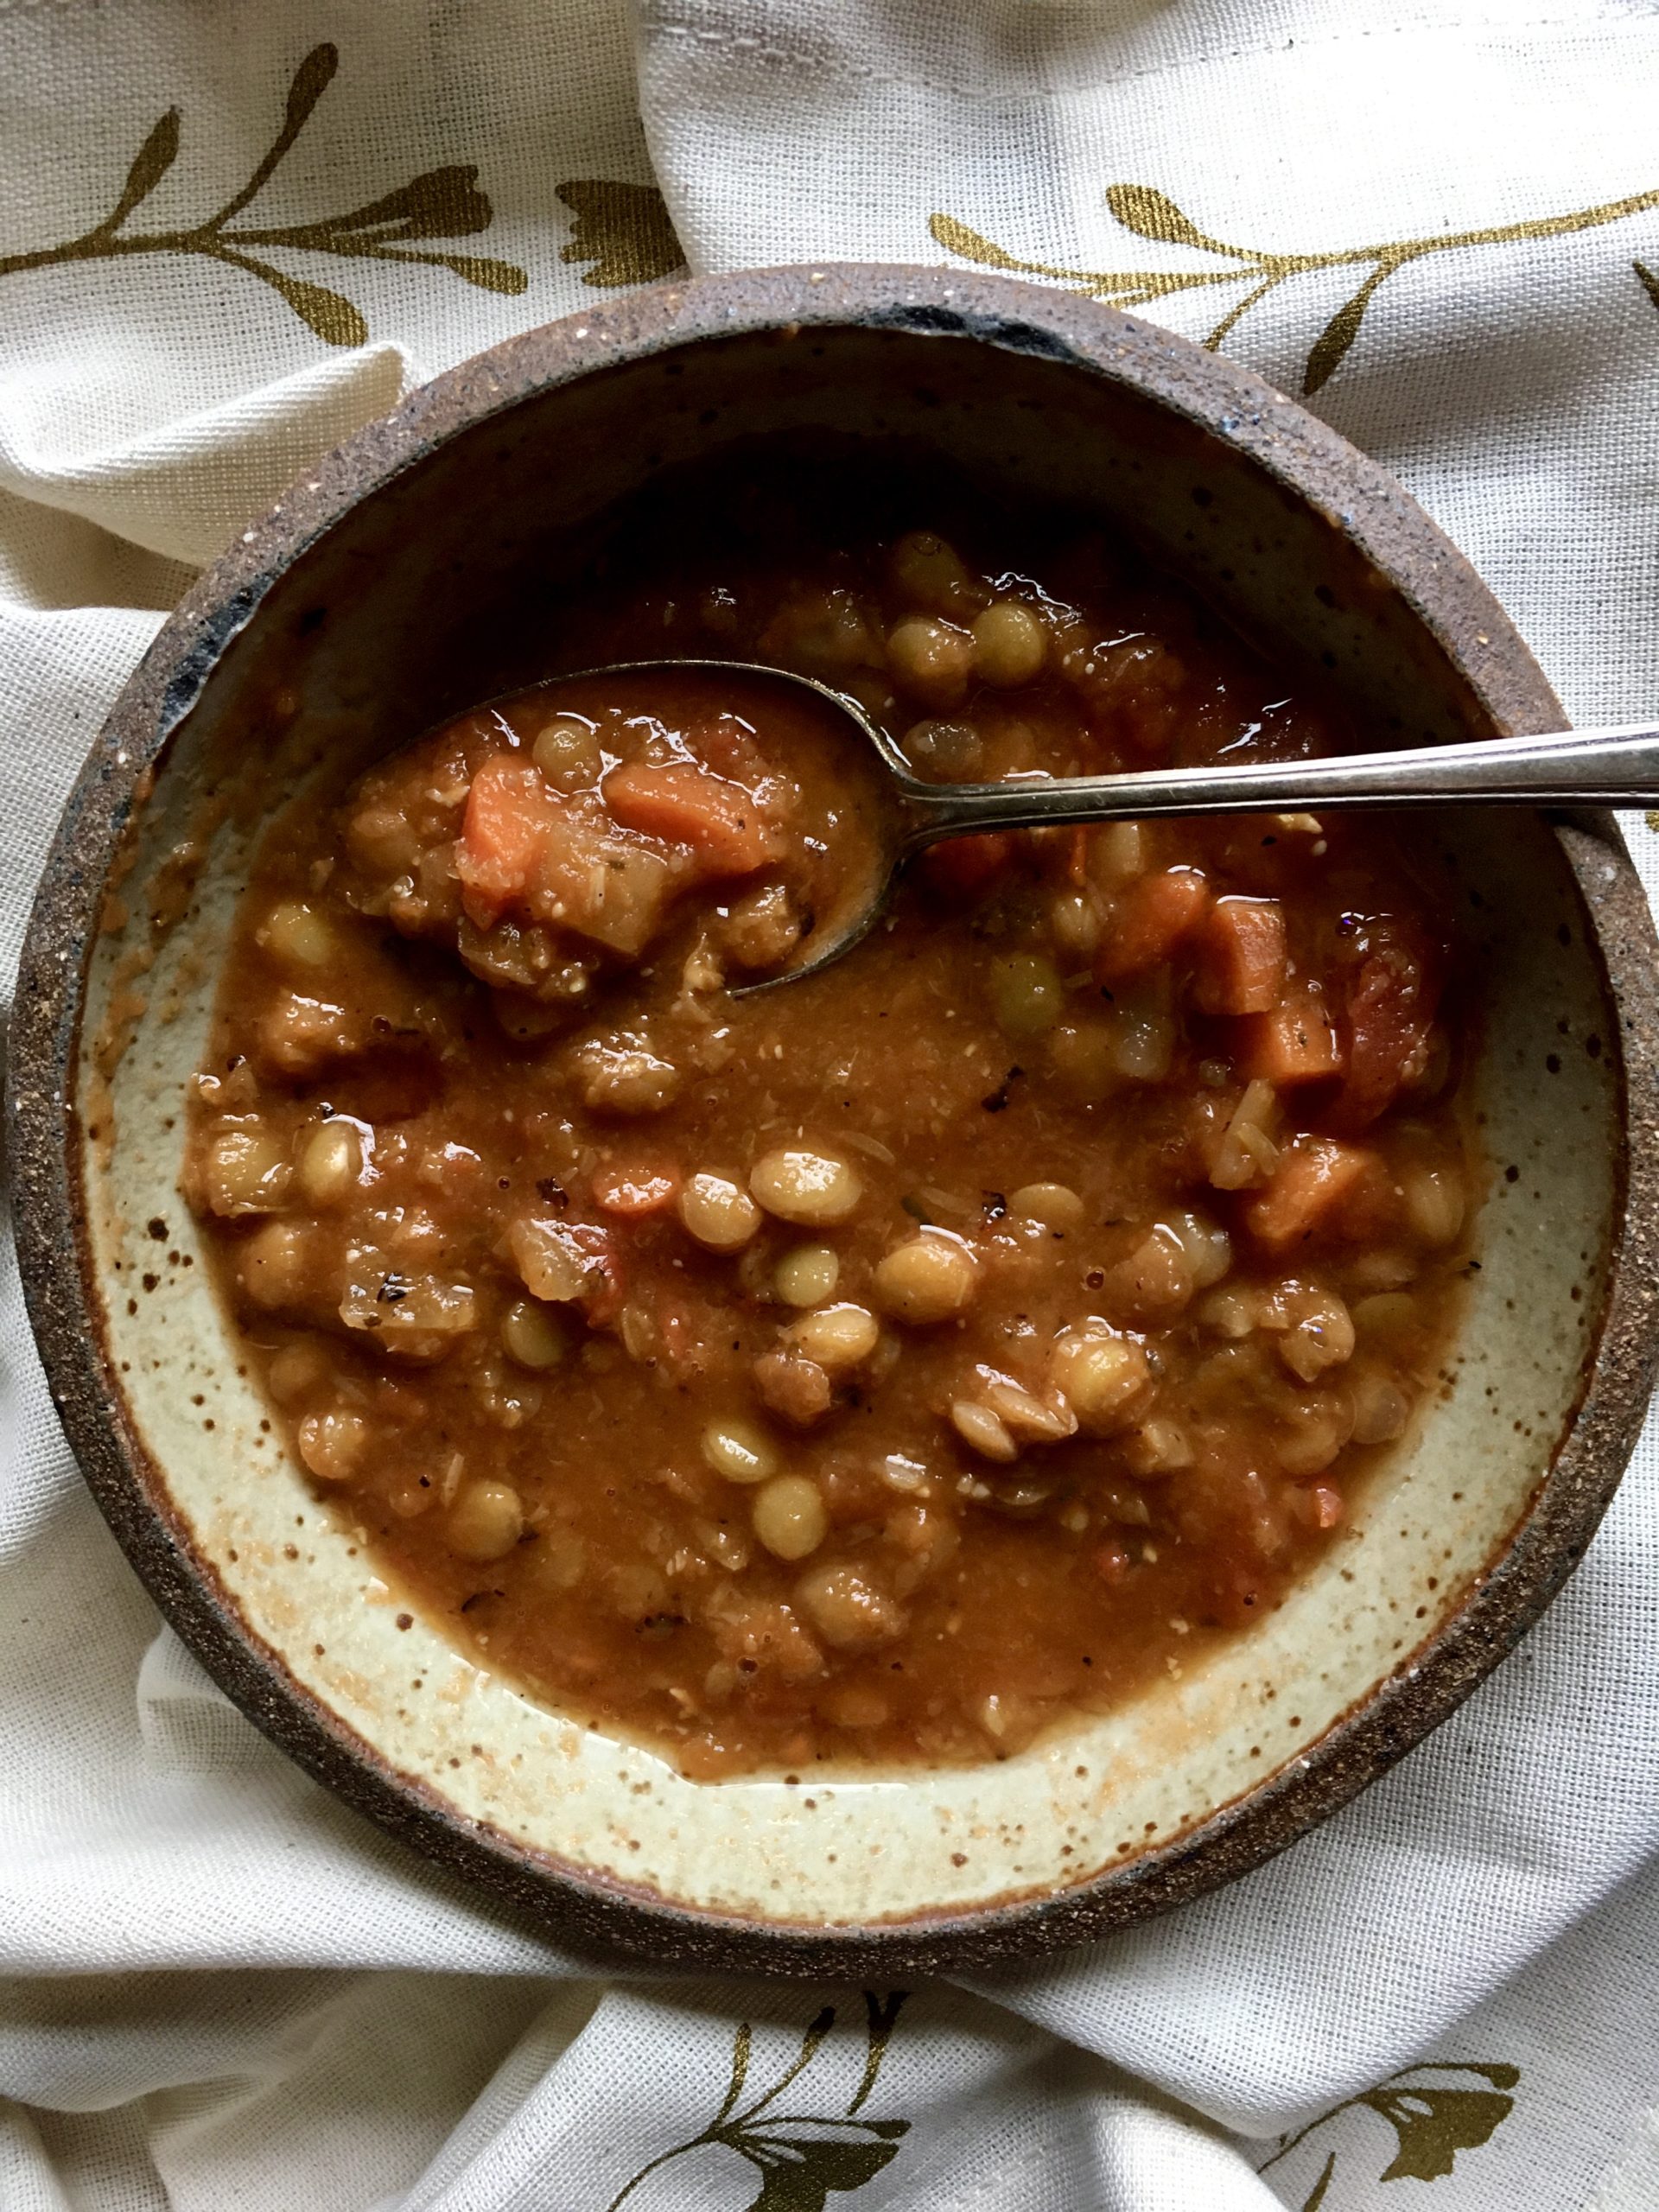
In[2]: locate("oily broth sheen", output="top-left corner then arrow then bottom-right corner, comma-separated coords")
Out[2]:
185,487 -> 1472,1779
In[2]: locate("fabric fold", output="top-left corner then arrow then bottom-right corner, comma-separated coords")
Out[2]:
1,2 -> 1656,2204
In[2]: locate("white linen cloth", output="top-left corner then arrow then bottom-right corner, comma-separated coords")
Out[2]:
3,2 -> 1658,2205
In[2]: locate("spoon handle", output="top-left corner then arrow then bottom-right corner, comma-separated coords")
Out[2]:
896,723 -> 1659,842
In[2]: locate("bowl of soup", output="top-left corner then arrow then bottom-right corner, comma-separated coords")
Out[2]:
11,264 -> 1657,1974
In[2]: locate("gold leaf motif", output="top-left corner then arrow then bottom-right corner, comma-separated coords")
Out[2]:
607,1992 -> 912,2212
849,1991 -> 906,2113
1105,184 -> 1211,251
440,254 -> 528,296
1359,2068 -> 1517,2183
1303,265 -> 1391,393
933,180 -> 1659,394
927,213 -> 1026,271
556,180 -> 687,289
0,43 -> 530,345
214,41 -> 340,229
218,257 -> 368,346
105,109 -> 181,232
1300,2151 -> 1336,2211
280,44 -> 338,137
321,166 -> 495,243
1260,2060 -> 1521,2202
746,2119 -> 908,2209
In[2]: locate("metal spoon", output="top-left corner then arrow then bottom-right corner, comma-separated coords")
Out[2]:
524,658 -> 1659,990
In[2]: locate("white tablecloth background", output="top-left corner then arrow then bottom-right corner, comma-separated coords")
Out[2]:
3,4 -> 1657,2206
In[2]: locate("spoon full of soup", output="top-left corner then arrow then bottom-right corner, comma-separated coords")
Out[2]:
434,658 -> 1659,995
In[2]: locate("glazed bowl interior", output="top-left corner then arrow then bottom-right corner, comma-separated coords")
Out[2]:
39,290 -> 1646,1970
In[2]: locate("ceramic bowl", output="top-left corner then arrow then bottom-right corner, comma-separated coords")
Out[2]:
10,266 -> 1658,1975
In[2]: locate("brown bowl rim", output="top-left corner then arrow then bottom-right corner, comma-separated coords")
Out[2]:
9,263 -> 1658,1976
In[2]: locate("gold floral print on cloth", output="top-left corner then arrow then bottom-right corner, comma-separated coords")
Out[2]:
0,44 -> 525,345
599,2018 -> 1511,2210
0,41 -> 690,346
933,181 -> 1659,393
1258,2060 -> 1520,2209
556,179 -> 688,288
607,1993 -> 910,2212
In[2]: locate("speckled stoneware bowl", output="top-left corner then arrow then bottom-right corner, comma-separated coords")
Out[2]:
10,266 -> 1658,1975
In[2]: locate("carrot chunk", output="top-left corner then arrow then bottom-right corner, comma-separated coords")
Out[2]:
1243,1135 -> 1374,1253
1332,935 -> 1440,1129
1235,985 -> 1344,1084
456,757 -> 561,927
1094,867 -> 1210,983
602,760 -> 784,875
918,832 -> 1016,898
591,1164 -> 681,1218
1195,895 -> 1287,1015
457,758 -> 681,955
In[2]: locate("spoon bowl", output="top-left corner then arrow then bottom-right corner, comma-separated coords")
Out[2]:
506,657 -> 1659,990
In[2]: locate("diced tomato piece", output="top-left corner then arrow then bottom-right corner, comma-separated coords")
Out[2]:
1195,895 -> 1287,1015
563,1220 -> 624,1325
1243,1135 -> 1375,1254
655,1297 -> 704,1380
1094,867 -> 1210,983
1331,933 -> 1440,1130
919,832 -> 1016,898
1092,1538 -> 1132,1585
602,760 -> 784,875
455,757 -> 561,928
690,715 -> 771,786
591,1163 -> 680,1218
1288,1482 -> 1344,1531
1235,985 -> 1344,1084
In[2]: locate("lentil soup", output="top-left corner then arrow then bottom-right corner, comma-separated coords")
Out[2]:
186,486 -> 1473,1779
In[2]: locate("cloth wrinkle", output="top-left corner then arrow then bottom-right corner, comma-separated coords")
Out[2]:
1,1 -> 1656,2204
638,3 -> 1659,103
